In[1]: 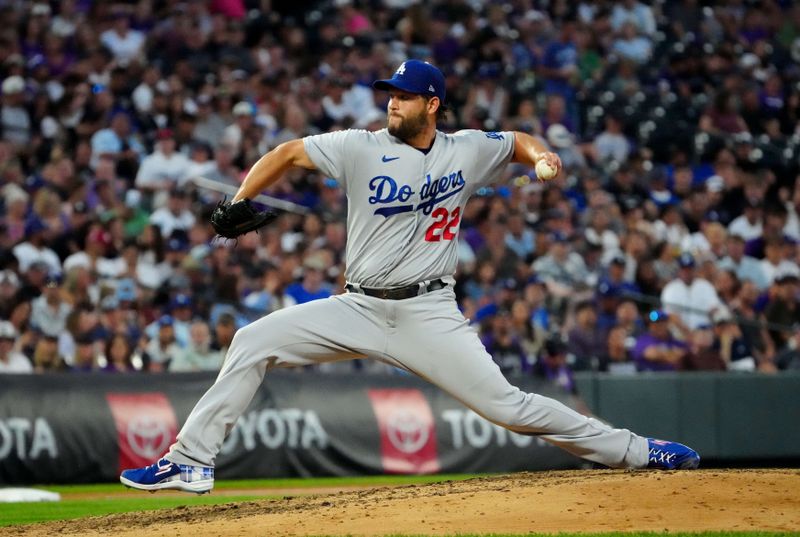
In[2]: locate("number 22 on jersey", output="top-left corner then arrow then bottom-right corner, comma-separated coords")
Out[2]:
424,207 -> 461,242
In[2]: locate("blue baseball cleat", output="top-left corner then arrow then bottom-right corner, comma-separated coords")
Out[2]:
647,438 -> 700,470
120,458 -> 214,494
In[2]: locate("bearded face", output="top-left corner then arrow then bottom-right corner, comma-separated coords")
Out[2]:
387,104 -> 428,142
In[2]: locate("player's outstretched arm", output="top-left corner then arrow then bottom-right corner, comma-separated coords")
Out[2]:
511,131 -> 562,179
232,139 -> 316,202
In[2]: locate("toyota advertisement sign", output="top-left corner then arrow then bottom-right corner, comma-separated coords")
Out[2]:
0,372 -> 581,484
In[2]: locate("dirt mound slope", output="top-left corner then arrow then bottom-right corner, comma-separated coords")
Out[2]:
6,469 -> 799,536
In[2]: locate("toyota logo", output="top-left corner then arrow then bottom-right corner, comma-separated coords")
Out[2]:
126,414 -> 170,459
386,409 -> 429,454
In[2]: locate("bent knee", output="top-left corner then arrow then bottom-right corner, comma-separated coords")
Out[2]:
229,314 -> 293,356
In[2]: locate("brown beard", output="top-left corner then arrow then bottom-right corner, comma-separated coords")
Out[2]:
387,107 -> 428,142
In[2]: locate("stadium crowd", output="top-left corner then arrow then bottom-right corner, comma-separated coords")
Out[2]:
1,0 -> 800,384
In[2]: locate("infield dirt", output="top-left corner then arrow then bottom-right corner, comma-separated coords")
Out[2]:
4,469 -> 799,536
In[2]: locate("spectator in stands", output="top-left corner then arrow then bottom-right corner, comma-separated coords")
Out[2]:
476,217 -> 520,280
783,177 -> 800,242
532,232 -> 589,299
532,335 -> 576,394
0,320 -> 32,373
211,312 -> 237,358
483,309 -> 530,376
660,253 -> 722,330
286,254 -> 333,305
102,333 -> 135,373
730,280 -> 776,365
719,233 -> 769,290
610,0 -> 656,36
712,268 -> 741,307
30,273 -> 72,337
221,101 -> 256,156
599,325 -> 636,374
699,90 -> 749,135
169,320 -> 222,372
504,211 -> 536,262
710,306 -> 763,372
567,300 -> 606,371
600,253 -> 640,296
611,21 -> 652,64
144,315 -> 180,372
546,123 -> 586,171
728,199 -> 764,242
71,333 -> 98,372
149,190 -> 196,239
0,271 -> 21,317
606,164 -> 647,214
89,111 -> 145,172
33,332 -> 68,372
682,324 -> 726,371
2,184 -> 29,245
764,272 -> 800,352
13,218 -> 61,274
508,297 -> 544,363
0,76 -> 31,147
589,114 -> 632,165
134,128 -> 191,193
775,329 -> 800,370
100,11 -> 145,66
540,19 -> 578,123
632,310 -> 688,372
759,238 -> 800,286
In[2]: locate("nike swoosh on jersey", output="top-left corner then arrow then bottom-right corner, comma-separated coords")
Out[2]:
381,155 -> 400,162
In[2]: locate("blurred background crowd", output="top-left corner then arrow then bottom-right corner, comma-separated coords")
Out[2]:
1,0 -> 799,385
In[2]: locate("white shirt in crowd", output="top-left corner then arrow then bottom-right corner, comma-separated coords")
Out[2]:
100,28 -> 145,64
135,150 -> 191,189
12,243 -> 61,274
0,351 -> 32,373
759,259 -> 800,286
784,201 -> 800,241
727,215 -> 762,242
30,296 -> 73,337
149,209 -> 196,238
63,251 -> 128,280
660,277 -> 722,330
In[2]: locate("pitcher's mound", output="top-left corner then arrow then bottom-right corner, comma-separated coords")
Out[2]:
17,469 -> 800,536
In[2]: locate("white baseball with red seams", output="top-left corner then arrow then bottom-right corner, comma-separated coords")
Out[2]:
164,127 -> 651,472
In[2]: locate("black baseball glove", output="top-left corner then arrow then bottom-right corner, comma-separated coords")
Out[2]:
210,198 -> 279,239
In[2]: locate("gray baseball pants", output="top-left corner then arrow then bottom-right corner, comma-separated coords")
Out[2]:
167,288 -> 649,469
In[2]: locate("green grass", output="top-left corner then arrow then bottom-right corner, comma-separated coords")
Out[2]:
0,495 -> 263,526
34,472 -> 480,495
0,474 -> 480,527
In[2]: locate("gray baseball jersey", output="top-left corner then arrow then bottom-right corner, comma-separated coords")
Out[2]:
165,128 -> 650,473
303,128 -> 514,287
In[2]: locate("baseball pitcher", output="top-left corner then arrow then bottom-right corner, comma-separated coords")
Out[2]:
121,60 -> 699,494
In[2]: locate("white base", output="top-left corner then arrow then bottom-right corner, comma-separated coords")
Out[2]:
0,488 -> 61,503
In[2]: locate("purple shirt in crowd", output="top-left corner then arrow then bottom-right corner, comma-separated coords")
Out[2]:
632,333 -> 688,372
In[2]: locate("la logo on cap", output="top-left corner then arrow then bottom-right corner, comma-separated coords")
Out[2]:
428,85 -> 435,92
396,63 -> 406,75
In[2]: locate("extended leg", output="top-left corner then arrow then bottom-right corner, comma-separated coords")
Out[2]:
387,290 -> 652,468
121,294 -> 387,492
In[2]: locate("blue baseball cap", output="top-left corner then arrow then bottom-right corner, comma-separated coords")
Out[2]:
373,60 -> 446,102
677,252 -> 696,268
170,293 -> 192,309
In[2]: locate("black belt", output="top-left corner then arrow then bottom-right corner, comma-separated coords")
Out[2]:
345,278 -> 448,300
